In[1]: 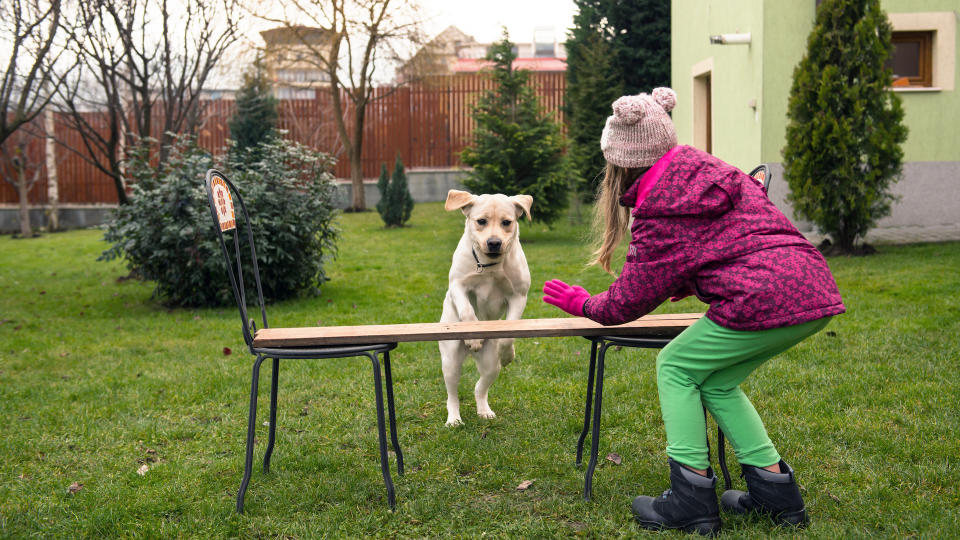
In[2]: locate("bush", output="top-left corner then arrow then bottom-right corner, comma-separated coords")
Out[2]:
783,0 -> 907,253
100,135 -> 340,307
376,155 -> 414,227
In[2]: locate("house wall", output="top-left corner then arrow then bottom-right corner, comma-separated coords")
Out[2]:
672,0 -> 960,242
671,0 -> 766,171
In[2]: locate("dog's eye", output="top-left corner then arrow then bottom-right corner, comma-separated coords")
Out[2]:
476,218 -> 487,226
501,220 -> 511,228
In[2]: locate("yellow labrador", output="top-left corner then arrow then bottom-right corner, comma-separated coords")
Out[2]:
440,189 -> 533,426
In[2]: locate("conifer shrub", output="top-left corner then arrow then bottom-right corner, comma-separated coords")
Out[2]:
783,0 -> 907,254
461,32 -> 573,224
376,155 -> 414,227
100,136 -> 339,307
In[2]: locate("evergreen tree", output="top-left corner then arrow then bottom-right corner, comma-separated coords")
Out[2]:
564,0 -> 668,200
390,155 -> 415,225
565,23 -> 623,198
783,0 -> 907,254
606,0 -> 670,95
461,31 -> 572,224
376,162 -> 390,217
229,57 -> 279,165
376,156 -> 415,227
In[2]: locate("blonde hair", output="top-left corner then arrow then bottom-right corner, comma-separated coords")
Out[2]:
589,163 -> 645,274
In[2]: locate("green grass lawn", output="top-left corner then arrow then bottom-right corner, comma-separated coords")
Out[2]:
1,202 -> 958,538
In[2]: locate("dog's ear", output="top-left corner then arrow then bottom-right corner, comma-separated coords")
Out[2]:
511,194 -> 533,221
445,190 -> 475,213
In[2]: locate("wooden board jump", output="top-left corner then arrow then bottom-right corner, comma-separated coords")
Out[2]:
253,313 -> 703,348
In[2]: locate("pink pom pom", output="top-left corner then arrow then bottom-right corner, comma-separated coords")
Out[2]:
651,87 -> 677,112
611,96 -> 644,124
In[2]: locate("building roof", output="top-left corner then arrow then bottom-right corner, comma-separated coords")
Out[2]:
452,57 -> 567,73
260,26 -> 332,46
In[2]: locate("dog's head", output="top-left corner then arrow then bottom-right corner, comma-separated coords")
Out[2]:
445,189 -> 533,258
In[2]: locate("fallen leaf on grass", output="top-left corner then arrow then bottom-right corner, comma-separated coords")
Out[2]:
67,481 -> 83,494
826,489 -> 841,503
606,453 -> 622,465
59,352 -> 69,358
222,347 -> 231,356
516,479 -> 535,491
137,464 -> 149,476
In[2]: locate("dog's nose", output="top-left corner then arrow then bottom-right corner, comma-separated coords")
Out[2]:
486,238 -> 502,252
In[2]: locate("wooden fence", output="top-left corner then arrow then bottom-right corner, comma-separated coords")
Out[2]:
0,72 -> 566,205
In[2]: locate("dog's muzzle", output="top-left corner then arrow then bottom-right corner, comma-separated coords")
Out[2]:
486,238 -> 502,255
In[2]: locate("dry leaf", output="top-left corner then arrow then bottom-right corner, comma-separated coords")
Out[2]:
67,481 -> 83,494
516,479 -> 535,491
137,464 -> 149,476
222,347 -> 232,356
606,452 -> 622,465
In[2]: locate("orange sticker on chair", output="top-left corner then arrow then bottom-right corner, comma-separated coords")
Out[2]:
211,175 -> 236,232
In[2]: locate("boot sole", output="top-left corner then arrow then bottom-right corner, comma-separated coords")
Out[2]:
774,507 -> 808,528
635,516 -> 722,537
721,504 -> 809,528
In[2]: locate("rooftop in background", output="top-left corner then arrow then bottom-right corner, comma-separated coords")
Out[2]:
451,57 -> 567,73
398,25 -> 566,82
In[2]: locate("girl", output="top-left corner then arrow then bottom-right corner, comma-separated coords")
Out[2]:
542,88 -> 844,536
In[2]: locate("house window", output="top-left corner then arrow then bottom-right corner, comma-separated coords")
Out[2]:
888,31 -> 933,87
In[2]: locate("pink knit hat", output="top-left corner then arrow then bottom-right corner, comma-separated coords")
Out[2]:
600,87 -> 678,169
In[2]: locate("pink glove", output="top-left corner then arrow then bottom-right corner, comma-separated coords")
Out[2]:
542,279 -> 591,317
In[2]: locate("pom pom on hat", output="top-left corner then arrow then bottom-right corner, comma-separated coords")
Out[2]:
600,87 -> 679,169
651,87 -> 677,112
611,95 -> 645,124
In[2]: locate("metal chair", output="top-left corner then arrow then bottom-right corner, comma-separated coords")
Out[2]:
748,163 -> 772,193
576,164 -> 774,500
204,169 -> 403,513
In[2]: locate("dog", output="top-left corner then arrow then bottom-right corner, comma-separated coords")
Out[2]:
439,189 -> 533,426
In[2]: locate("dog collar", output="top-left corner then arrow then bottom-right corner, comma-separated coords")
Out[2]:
472,248 -> 500,273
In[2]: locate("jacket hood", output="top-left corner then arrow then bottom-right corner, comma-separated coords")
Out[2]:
624,146 -> 737,219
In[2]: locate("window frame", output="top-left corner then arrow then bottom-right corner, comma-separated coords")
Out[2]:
889,30 -> 934,88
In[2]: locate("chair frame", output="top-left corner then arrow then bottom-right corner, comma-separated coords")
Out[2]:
204,169 -> 403,513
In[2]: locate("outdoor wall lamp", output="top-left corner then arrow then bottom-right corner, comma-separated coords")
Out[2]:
709,32 -> 751,45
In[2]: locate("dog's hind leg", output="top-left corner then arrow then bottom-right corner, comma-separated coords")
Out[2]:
440,339 -> 465,426
474,339 -> 501,419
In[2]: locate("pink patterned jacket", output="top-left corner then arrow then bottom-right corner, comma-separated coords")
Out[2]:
583,145 -> 845,330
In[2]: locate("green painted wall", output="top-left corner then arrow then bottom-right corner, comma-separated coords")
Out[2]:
670,0 -> 765,171
760,3 -> 816,164
673,0 -> 959,165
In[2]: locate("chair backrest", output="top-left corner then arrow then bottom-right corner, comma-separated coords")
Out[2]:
204,169 -> 269,350
748,164 -> 772,194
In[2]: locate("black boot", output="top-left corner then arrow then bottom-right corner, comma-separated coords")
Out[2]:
631,458 -> 722,536
720,459 -> 808,527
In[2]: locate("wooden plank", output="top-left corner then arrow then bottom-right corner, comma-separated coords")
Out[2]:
252,313 -> 703,348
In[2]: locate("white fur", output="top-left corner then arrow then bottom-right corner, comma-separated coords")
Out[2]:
439,190 -> 532,426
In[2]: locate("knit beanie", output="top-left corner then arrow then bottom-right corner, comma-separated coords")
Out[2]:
600,87 -> 678,169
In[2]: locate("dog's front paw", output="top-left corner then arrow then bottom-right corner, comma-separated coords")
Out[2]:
477,408 -> 497,420
445,415 -> 464,427
464,339 -> 484,351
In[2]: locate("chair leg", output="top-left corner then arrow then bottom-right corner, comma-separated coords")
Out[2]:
237,355 -> 266,514
576,339 -> 600,467
264,357 -> 279,473
717,426 -> 732,490
383,350 -> 404,475
584,341 -> 610,501
368,352 -> 396,509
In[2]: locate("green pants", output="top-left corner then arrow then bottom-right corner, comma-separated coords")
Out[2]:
656,315 -> 831,470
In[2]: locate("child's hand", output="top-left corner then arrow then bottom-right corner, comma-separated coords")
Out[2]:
542,279 -> 591,317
